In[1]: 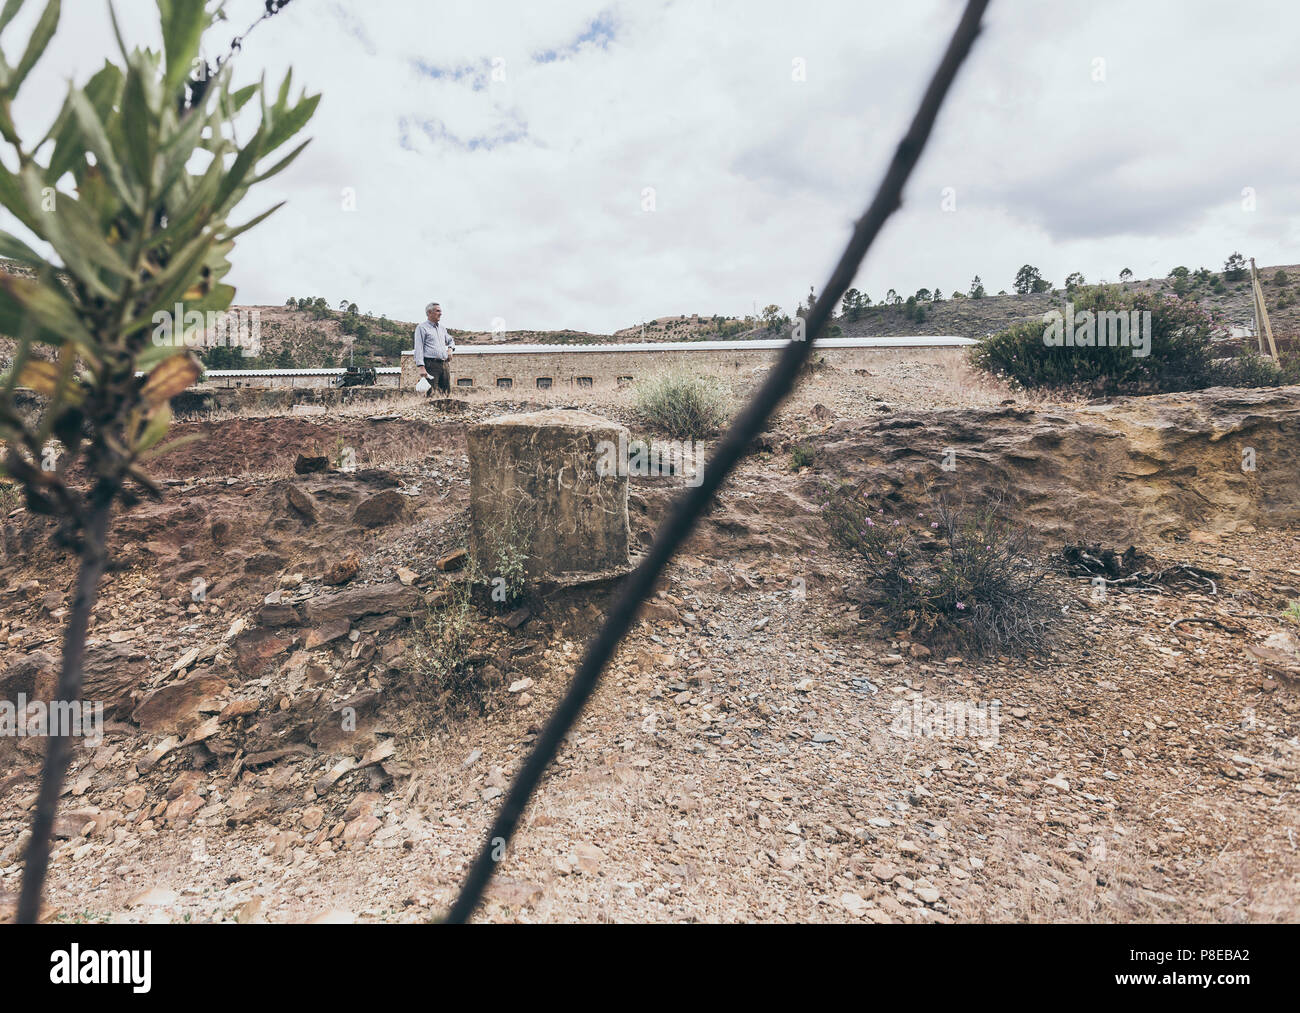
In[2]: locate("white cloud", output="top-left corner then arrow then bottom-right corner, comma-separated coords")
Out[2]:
2,0 -> 1298,329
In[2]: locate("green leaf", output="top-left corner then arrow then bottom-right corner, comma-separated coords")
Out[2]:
10,0 -> 58,94
264,91 -> 320,155
0,0 -> 27,34
131,230 -> 215,324
48,187 -> 131,284
0,272 -> 98,354
121,62 -> 154,183
248,139 -> 309,185
0,100 -> 18,146
145,150 -> 224,251
0,158 -> 42,234
219,200 -> 284,242
157,0 -> 208,100
214,126 -> 263,210
21,170 -> 120,300
136,401 -> 171,452
155,93 -> 211,195
229,83 -> 257,113
0,228 -> 46,269
106,0 -> 130,65
43,63 -> 122,185
140,430 -> 201,461
133,336 -> 187,372
67,85 -> 137,208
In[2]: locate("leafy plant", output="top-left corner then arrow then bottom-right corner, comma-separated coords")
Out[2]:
969,285 -> 1272,394
411,570 -> 505,717
823,486 -> 1052,653
633,369 -> 729,440
478,506 -> 533,606
790,443 -> 814,470
1014,264 -> 1043,295
0,0 -> 316,923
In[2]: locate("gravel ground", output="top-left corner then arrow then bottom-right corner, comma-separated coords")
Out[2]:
1,351 -> 1296,923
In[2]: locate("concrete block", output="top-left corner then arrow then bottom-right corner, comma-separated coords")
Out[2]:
468,409 -> 630,580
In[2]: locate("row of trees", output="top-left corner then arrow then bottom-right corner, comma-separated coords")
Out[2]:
838,276 -> 990,320
839,254 -> 1258,314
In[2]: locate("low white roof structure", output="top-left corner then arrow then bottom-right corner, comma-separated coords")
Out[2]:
399,336 -> 975,356
198,367 -> 402,377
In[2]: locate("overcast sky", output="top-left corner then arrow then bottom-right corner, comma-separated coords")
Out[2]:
6,0 -> 1299,332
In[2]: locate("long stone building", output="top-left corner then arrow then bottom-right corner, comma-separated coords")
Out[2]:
194,336 -> 974,392
397,336 -> 974,392
201,366 -> 402,389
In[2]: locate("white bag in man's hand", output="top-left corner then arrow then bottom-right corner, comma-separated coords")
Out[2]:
415,377 -> 431,394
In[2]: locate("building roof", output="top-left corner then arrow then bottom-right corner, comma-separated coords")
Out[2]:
398,336 -> 976,356
199,367 -> 402,377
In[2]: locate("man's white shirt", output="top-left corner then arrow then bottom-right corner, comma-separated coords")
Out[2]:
414,320 -> 454,364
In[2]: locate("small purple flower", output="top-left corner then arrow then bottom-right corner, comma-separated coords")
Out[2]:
931,522 -> 939,528
886,551 -> 895,557
866,517 -> 875,527
955,601 -> 966,610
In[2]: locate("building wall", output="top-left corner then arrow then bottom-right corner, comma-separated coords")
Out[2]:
192,341 -> 971,392
397,342 -> 961,392
202,371 -> 402,390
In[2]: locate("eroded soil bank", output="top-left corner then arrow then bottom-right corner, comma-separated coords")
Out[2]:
2,355 -> 1296,922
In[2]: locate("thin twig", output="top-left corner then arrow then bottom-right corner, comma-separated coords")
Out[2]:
1169,616 -> 1246,635
443,0 -> 992,923
16,493 -> 112,923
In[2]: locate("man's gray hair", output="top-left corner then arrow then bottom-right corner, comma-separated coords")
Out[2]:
425,302 -> 440,313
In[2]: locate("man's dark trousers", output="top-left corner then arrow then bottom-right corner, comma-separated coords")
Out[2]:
425,358 -> 449,396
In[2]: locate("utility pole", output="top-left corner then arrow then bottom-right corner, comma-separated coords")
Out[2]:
1250,257 -> 1279,360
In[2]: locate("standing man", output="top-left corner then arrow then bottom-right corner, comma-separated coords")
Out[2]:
414,301 -> 455,396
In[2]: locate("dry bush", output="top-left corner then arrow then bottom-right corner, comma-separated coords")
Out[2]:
824,487 -> 1053,653
633,369 -> 730,439
409,575 -> 505,717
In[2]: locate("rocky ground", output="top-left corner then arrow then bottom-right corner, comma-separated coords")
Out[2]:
1,349 -> 1297,923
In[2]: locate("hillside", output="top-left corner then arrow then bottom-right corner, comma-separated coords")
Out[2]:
215,264 -> 1300,367
837,265 -> 1300,343
2,261 -> 1297,371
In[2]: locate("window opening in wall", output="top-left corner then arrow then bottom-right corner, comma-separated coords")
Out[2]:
576,376 -> 593,388
536,377 -> 553,389
496,377 -> 513,389
616,376 -> 634,387
456,377 -> 474,387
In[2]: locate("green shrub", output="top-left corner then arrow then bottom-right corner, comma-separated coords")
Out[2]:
1211,352 -> 1291,388
411,574 -> 504,717
969,286 -> 1263,394
790,444 -> 815,470
823,488 -> 1052,653
478,508 -> 532,607
633,370 -> 729,439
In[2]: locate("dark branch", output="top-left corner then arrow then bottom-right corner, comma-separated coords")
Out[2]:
443,0 -> 992,923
